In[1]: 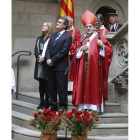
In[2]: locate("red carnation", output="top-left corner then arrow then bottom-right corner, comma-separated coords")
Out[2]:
96,117 -> 99,121
38,111 -> 42,115
79,111 -> 82,114
58,121 -> 61,125
68,112 -> 72,115
58,111 -> 62,116
83,111 -> 88,115
69,115 -> 74,119
85,120 -> 89,125
77,118 -> 82,122
45,117 -> 49,122
43,110 -> 48,115
75,111 -> 81,115
82,115 -> 87,120
85,112 -> 90,118
47,110 -> 52,113
91,113 -> 96,117
42,116 -> 46,120
50,112 -> 55,116
72,108 -> 76,113
90,119 -> 93,122
76,115 -> 81,119
33,113 -> 38,118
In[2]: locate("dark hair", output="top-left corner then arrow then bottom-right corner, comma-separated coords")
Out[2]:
59,16 -> 69,30
96,14 -> 104,22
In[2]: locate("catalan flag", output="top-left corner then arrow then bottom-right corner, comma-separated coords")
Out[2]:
58,0 -> 74,26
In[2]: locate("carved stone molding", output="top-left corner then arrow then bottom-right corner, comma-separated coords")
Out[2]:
116,39 -> 128,68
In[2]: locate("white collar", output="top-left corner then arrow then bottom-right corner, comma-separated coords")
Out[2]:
95,25 -> 105,30
66,26 -> 75,31
111,23 -> 117,28
59,30 -> 65,35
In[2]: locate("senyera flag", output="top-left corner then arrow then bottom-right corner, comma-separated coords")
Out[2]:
58,0 -> 74,26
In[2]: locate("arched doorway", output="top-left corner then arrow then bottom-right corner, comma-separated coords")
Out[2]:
95,6 -> 116,25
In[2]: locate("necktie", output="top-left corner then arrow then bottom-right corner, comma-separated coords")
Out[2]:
54,32 -> 60,45
111,26 -> 115,32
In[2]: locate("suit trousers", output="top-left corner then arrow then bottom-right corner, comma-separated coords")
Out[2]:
48,69 -> 68,109
38,78 -> 49,107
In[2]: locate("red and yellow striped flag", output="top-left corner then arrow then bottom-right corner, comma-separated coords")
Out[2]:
58,0 -> 74,26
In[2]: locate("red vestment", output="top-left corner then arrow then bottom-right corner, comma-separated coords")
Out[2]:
72,33 -> 113,106
67,29 -> 81,81
95,28 -> 109,37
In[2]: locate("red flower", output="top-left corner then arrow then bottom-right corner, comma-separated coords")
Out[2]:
43,110 -> 48,115
47,110 -> 52,113
76,115 -> 81,119
66,112 -> 72,116
48,115 -> 55,118
45,117 -> 49,122
50,112 -> 55,116
85,120 -> 89,125
38,111 -> 42,115
90,119 -> 93,122
42,116 -> 46,120
72,108 -> 76,113
91,113 -> 96,117
69,115 -> 74,119
77,118 -> 82,122
58,111 -> 62,116
83,111 -> 88,115
82,115 -> 87,120
85,112 -> 90,118
75,111 -> 81,115
79,111 -> 82,114
96,117 -> 99,121
33,113 -> 38,118
58,121 -> 61,125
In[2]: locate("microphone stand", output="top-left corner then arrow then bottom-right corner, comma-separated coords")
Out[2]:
64,34 -> 88,75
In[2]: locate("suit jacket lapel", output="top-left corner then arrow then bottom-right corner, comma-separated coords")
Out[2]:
52,31 -> 66,50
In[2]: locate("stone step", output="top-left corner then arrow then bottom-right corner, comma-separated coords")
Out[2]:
12,99 -> 78,116
17,90 -> 116,104
12,124 -> 128,140
12,111 -> 128,136
15,91 -> 121,113
12,99 -> 128,124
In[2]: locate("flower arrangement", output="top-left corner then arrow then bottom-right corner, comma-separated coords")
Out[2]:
61,108 -> 99,137
27,109 -> 63,135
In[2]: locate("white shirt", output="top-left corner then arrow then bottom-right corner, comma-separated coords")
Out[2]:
11,68 -> 16,93
111,23 -> 117,30
57,30 -> 65,39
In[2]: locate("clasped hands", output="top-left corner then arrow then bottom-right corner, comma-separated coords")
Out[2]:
38,55 -> 45,63
47,59 -> 53,66
80,39 -> 104,51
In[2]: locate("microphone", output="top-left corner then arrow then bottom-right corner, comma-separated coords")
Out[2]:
80,33 -> 88,44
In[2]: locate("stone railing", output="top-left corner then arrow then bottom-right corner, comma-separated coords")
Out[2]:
105,21 -> 128,92
110,66 -> 128,91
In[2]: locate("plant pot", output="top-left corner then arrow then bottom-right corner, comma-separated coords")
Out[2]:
40,133 -> 57,140
71,134 -> 87,140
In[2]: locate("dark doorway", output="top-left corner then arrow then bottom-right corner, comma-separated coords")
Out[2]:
96,6 -> 114,25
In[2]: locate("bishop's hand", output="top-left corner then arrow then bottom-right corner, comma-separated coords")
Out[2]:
80,45 -> 89,52
97,39 -> 104,48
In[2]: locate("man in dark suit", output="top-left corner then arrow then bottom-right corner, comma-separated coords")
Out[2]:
105,9 -> 122,32
46,16 -> 72,112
